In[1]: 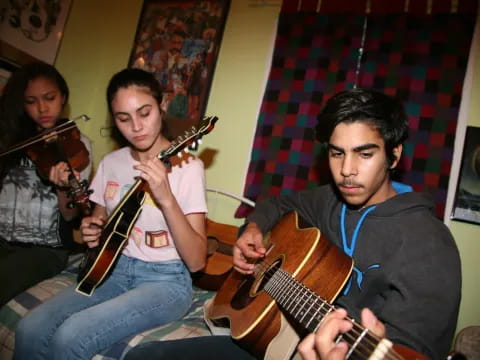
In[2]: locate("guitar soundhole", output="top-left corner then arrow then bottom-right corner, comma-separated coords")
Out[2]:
251,258 -> 282,296
229,257 -> 283,311
206,237 -> 219,256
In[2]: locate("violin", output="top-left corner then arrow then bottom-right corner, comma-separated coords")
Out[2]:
0,114 -> 93,216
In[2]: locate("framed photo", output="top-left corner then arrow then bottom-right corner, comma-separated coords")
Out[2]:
129,0 -> 231,138
451,126 -> 480,225
0,0 -> 73,64
0,57 -> 19,95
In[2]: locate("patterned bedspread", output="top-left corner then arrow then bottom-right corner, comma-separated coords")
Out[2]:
0,254 -> 215,360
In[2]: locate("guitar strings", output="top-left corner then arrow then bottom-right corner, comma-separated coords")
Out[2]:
253,260 -> 404,360
265,267 -> 385,358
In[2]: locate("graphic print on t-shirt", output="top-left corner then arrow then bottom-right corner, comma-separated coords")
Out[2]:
131,226 -> 143,246
105,181 -> 120,200
144,192 -> 156,207
120,184 -> 131,199
145,230 -> 169,248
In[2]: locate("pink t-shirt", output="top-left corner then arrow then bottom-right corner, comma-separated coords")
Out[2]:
89,147 -> 207,262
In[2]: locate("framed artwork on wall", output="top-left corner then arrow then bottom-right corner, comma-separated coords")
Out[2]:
451,126 -> 480,225
0,0 -> 73,65
129,0 -> 231,138
0,57 -> 19,95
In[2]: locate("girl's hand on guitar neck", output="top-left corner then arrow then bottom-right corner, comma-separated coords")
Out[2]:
233,222 -> 266,274
297,308 -> 386,360
80,213 -> 106,248
134,157 -> 175,209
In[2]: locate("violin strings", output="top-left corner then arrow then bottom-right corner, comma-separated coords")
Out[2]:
0,119 -> 78,157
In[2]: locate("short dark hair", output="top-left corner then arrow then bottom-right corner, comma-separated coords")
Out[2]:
106,68 -> 169,145
315,88 -> 408,167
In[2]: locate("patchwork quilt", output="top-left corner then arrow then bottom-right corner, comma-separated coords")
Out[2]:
0,254 -> 215,360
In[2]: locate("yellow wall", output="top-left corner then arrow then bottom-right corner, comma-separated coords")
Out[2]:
56,0 -> 144,170
56,0 -> 281,226
55,0 -> 479,340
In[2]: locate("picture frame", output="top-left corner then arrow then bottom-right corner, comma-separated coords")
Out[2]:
128,0 -> 231,138
0,57 -> 20,95
0,0 -> 73,65
451,126 -> 480,225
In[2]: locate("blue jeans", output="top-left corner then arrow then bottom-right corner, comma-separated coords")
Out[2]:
14,255 -> 192,360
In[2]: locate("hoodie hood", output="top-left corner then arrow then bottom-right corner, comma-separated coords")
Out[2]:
372,190 -> 437,218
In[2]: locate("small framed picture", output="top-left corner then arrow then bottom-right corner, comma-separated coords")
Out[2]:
451,126 -> 480,225
0,57 -> 19,95
128,0 -> 231,138
0,0 -> 73,64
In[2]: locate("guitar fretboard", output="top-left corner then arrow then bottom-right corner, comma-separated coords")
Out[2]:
263,267 -> 398,359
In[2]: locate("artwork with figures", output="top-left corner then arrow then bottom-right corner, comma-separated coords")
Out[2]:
452,126 -> 480,225
0,0 -> 72,64
129,0 -> 230,138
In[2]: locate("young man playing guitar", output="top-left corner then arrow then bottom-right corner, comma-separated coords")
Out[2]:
125,88 -> 461,360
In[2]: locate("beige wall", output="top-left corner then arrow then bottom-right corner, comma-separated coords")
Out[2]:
55,0 -> 479,340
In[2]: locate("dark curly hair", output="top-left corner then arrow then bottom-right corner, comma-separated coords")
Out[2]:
315,88 -> 408,168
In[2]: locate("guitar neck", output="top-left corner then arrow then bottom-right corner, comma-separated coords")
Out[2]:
103,177 -> 145,227
263,268 -> 397,360
103,117 -> 218,229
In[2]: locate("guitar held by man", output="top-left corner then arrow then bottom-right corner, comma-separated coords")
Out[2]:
207,211 -> 428,360
122,88 -> 461,360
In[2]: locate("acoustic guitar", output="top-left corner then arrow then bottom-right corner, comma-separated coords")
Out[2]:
76,116 -> 218,296
192,218 -> 238,291
206,211 -> 428,360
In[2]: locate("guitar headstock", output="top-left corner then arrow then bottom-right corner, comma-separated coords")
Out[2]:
159,116 -> 218,161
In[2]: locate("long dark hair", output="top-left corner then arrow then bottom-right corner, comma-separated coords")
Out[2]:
0,62 -> 69,187
106,68 -> 169,147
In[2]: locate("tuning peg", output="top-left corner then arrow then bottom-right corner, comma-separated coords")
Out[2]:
189,141 -> 198,151
178,151 -> 183,158
197,138 -> 203,145
184,147 -> 189,153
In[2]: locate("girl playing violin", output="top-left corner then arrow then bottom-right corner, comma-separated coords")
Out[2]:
14,68 -> 207,360
0,62 -> 92,306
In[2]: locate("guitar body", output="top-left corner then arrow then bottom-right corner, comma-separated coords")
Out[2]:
192,218 -> 237,291
207,212 -> 353,358
76,186 -> 146,296
394,345 -> 429,360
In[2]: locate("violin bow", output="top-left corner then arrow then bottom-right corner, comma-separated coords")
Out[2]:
0,114 -> 91,158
